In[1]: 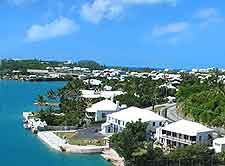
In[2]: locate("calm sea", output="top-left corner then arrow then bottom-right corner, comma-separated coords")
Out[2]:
0,80 -> 110,166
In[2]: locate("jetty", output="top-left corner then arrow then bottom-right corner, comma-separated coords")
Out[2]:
37,131 -> 109,154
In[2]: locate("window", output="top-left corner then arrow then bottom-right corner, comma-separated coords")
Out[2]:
118,120 -> 121,125
167,140 -> 171,145
184,135 -> 188,140
162,130 -> 166,134
153,122 -> 155,126
179,134 -> 182,138
122,121 -> 125,126
167,131 -> 171,136
172,141 -> 176,146
115,119 -> 118,123
159,122 -> 162,126
102,113 -> 106,118
199,136 -> 202,141
172,132 -> 177,137
190,136 -> 196,141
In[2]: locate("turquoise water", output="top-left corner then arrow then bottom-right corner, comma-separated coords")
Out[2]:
0,80 -> 110,166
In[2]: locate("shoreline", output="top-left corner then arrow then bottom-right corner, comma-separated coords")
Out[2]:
37,131 -> 124,165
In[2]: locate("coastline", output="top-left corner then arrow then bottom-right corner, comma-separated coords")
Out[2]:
37,131 -> 124,165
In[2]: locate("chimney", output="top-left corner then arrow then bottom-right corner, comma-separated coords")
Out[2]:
110,95 -> 114,102
116,101 -> 120,110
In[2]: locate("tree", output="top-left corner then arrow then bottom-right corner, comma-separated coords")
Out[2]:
110,120 -> 149,165
36,95 -> 46,106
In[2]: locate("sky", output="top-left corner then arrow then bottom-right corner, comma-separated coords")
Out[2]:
1,0 -> 225,69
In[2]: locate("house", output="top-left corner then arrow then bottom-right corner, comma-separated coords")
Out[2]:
86,99 -> 121,122
213,137 -> 225,153
156,120 -> 214,148
101,107 -> 167,135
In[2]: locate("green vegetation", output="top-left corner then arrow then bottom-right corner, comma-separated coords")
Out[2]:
176,73 -> 225,127
55,132 -> 105,146
77,60 -> 105,70
35,79 -> 89,126
110,120 -> 220,166
0,59 -> 48,74
114,77 -> 175,108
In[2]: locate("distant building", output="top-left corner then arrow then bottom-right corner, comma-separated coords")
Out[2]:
156,120 -> 214,148
86,99 -> 121,122
101,107 -> 167,135
213,137 -> 225,153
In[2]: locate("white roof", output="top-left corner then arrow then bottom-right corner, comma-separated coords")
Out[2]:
213,137 -> 225,145
162,120 -> 213,136
86,99 -> 119,113
109,107 -> 166,123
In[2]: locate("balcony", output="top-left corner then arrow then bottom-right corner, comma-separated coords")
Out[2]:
161,134 -> 196,145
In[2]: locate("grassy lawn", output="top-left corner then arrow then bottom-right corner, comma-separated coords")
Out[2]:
55,132 -> 105,146
55,132 -> 75,139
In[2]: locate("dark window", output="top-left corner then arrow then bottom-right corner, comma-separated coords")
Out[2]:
102,113 -> 106,118
184,135 -> 188,140
172,132 -> 177,137
118,120 -> 121,125
199,136 -> 202,141
167,131 -> 171,136
162,130 -> 166,134
172,141 -> 176,146
153,122 -> 155,126
167,140 -> 171,145
190,136 -> 196,141
159,122 -> 162,126
179,134 -> 182,138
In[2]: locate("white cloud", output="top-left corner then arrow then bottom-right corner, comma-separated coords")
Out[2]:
152,22 -> 189,37
195,8 -> 223,27
122,0 -> 176,5
26,17 -> 79,42
80,0 -> 177,24
80,0 -> 123,24
195,8 -> 218,20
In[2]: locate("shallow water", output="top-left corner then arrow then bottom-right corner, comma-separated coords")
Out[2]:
0,80 -> 110,166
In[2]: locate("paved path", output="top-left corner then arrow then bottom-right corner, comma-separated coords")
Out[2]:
163,104 -> 182,122
38,131 -> 108,153
38,131 -> 65,151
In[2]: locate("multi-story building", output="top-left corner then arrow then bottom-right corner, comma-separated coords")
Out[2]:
156,120 -> 214,148
101,107 -> 167,135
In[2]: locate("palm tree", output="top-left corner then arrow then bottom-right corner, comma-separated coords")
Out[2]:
47,89 -> 57,100
37,95 -> 46,106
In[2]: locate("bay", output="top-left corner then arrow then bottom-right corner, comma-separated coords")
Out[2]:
0,80 -> 110,166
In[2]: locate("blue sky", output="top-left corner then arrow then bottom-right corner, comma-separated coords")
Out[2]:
1,0 -> 225,69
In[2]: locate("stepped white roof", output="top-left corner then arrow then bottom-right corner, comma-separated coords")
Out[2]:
86,99 -> 119,113
162,120 -> 213,136
109,106 -> 166,123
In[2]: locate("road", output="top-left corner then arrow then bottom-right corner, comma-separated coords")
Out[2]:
145,103 -> 180,122
162,104 -> 182,122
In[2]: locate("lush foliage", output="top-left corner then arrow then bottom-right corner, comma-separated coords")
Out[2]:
110,121 -> 164,165
115,77 -> 174,108
110,120 -> 219,166
176,73 -> 225,127
77,60 -> 105,70
36,79 -> 89,126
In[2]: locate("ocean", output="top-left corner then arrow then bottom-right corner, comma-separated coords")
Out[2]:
0,80 -> 110,166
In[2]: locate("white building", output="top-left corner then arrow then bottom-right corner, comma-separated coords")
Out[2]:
213,137 -> 225,153
101,107 -> 167,135
156,120 -> 214,148
86,99 -> 121,122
